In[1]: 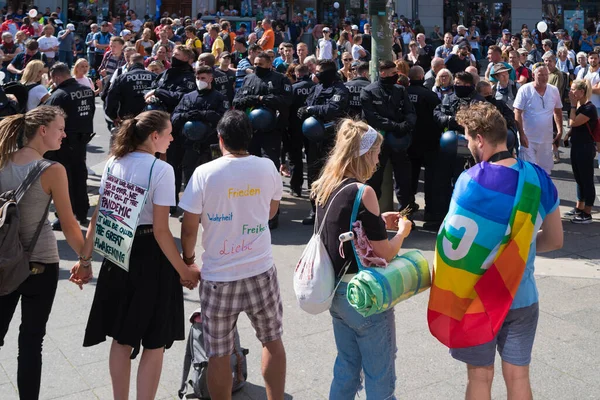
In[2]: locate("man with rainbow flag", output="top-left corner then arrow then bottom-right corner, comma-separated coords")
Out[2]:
428,103 -> 564,400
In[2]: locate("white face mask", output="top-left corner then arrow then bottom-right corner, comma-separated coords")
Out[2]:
196,79 -> 209,91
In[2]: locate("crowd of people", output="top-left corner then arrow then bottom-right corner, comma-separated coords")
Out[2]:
0,6 -> 585,400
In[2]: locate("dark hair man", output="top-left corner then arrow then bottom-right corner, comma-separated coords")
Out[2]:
297,59 -> 350,225
361,60 -> 417,216
345,61 -> 370,118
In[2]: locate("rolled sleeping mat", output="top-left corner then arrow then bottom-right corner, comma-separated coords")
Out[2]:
346,250 -> 431,317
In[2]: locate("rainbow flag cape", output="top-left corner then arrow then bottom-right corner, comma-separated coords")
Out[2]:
427,159 -> 541,348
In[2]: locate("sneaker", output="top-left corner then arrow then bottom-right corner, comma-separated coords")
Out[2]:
553,151 -> 560,164
302,211 -> 315,226
572,212 -> 592,224
564,208 -> 583,217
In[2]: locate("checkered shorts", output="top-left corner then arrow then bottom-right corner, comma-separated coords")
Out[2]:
200,266 -> 283,358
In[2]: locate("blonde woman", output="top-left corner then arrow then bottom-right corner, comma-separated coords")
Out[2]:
432,68 -> 454,100
338,51 -> 353,82
135,28 -> 154,56
20,60 -> 50,111
310,119 -> 412,400
72,58 -> 102,95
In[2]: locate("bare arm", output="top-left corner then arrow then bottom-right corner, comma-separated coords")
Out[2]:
569,106 -> 590,127
536,207 -> 563,253
361,185 -> 411,262
269,200 -> 280,220
514,108 -> 529,147
554,108 -> 563,135
181,211 -> 200,260
592,82 -> 600,95
7,63 -> 21,75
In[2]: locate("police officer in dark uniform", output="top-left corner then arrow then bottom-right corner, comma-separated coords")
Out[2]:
361,60 -> 417,213
172,65 -> 229,186
45,62 -> 96,230
105,54 -> 156,121
287,64 -> 314,197
198,52 -> 235,104
345,61 -> 370,118
432,70 -> 485,230
297,59 -> 350,225
233,51 -> 293,229
146,45 -> 196,213
406,66 -> 448,231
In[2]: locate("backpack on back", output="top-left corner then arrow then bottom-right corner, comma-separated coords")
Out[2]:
0,160 -> 53,295
3,81 -> 37,113
178,308 -> 248,399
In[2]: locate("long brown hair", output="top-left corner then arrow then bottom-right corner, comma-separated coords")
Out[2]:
0,106 -> 66,168
310,119 -> 383,207
111,110 -> 171,158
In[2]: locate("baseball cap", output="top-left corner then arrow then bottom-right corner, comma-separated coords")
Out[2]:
517,48 -> 528,55
66,23 -> 75,31
121,29 -> 131,36
457,25 -> 467,31
502,29 -> 510,34
491,63 -> 511,75
101,21 -> 109,26
323,27 -> 331,32
220,51 -> 231,59
351,25 -> 359,30
234,36 -> 246,44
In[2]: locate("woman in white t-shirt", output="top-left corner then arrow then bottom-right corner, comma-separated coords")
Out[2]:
72,58 -> 102,95
74,110 -> 200,399
352,34 -> 367,61
20,60 -> 49,111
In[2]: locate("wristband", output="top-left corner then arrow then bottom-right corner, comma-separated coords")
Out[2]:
183,253 -> 196,265
79,254 -> 92,262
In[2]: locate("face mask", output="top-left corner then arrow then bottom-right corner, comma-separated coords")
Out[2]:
316,69 -> 337,85
171,57 -> 188,68
380,74 -> 398,85
255,66 -> 270,78
196,79 -> 208,91
454,85 -> 473,98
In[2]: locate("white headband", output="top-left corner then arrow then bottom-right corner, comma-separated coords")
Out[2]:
358,126 -> 378,156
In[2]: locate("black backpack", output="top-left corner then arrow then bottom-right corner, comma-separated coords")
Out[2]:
178,308 -> 248,399
0,160 -> 53,295
3,81 -> 38,113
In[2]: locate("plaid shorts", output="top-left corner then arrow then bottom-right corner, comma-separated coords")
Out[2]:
200,265 -> 283,358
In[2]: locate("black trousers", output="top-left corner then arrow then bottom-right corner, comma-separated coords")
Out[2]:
47,137 -> 89,219
409,146 -> 453,221
182,142 -> 212,187
249,129 -> 282,170
571,142 -> 597,207
0,263 -> 59,400
167,134 -> 186,204
367,141 -> 414,210
287,125 -> 305,192
306,136 -> 334,211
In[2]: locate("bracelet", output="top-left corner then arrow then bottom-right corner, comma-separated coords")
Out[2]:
79,254 -> 92,262
183,253 -> 196,265
79,260 -> 91,268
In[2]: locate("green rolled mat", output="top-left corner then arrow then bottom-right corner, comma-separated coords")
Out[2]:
346,250 -> 432,317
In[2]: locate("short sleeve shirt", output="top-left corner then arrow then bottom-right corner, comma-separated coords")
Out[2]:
513,82 -> 562,143
211,36 -> 224,57
570,102 -> 598,145
261,29 -> 275,50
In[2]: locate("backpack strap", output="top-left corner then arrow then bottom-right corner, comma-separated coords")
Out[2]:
314,180 -> 355,236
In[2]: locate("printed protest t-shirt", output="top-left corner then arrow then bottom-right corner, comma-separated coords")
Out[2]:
99,153 -> 175,226
179,155 -> 283,282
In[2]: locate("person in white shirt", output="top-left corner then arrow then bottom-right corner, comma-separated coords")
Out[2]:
514,64 -> 563,174
579,51 -> 600,115
37,24 -> 59,64
180,110 -> 286,400
129,12 -> 143,33
316,26 -> 334,60
352,34 -> 367,61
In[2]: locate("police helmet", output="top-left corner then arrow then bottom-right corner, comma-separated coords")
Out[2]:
248,108 -> 276,131
182,121 -> 210,142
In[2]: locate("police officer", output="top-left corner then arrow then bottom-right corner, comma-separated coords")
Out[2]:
45,62 -> 96,230
432,70 -> 485,230
345,61 -> 370,118
198,52 -> 235,103
287,64 -> 315,197
233,51 -> 293,229
297,59 -> 349,225
361,60 -> 417,213
406,66 -> 448,231
145,45 -> 196,213
172,65 -> 228,186
105,53 -> 156,122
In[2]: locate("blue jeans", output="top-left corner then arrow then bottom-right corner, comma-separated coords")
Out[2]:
58,50 -> 74,68
329,282 -> 397,399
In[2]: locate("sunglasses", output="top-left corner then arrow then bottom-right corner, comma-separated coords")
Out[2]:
343,58 -> 352,61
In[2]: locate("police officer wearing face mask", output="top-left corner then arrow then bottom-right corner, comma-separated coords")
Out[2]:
297,59 -> 350,225
361,60 -> 417,214
233,51 -> 293,229
198,52 -> 235,103
406,66 -> 449,231
172,65 -> 229,187
45,62 -> 96,230
288,64 -> 315,197
145,45 -> 196,214
105,53 -> 157,122
345,61 -> 370,118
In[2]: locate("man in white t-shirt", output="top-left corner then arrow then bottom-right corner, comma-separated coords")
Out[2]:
316,27 -> 335,60
129,12 -> 143,33
513,64 -> 563,174
37,24 -> 60,64
179,110 -> 286,400
579,51 -> 600,115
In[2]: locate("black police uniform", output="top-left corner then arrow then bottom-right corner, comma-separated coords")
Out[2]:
232,68 -> 293,169
287,75 -> 315,195
151,62 -> 196,208
213,67 -> 235,103
345,76 -> 370,118
45,78 -> 96,223
299,75 -> 349,221
406,80 -> 449,225
172,87 -> 229,186
361,78 -> 417,211
105,63 -> 157,120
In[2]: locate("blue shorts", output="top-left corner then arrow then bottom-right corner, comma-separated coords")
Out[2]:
450,303 -> 539,367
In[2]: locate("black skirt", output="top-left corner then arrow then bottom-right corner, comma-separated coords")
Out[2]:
83,226 -> 184,359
